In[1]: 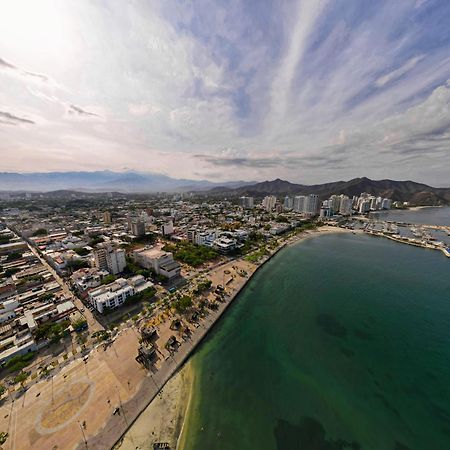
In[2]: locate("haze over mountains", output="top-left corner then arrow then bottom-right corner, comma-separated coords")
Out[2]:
0,171 -> 254,193
0,172 -> 449,205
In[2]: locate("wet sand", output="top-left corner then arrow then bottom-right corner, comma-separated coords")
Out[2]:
115,364 -> 192,450
116,226 -> 357,448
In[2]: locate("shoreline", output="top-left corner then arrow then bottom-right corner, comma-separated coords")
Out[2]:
115,226 -> 357,449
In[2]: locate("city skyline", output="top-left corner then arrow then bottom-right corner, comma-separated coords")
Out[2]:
1,0 -> 450,185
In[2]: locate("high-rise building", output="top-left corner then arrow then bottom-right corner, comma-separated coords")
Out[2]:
130,219 -> 146,236
94,245 -> 126,275
304,194 -> 320,216
262,196 -> 277,211
240,196 -> 254,208
381,198 -> 392,210
359,200 -> 371,214
161,220 -> 174,236
283,196 -> 293,210
329,195 -> 341,214
339,196 -> 352,216
320,207 -> 332,218
293,195 -> 306,212
103,211 -> 112,224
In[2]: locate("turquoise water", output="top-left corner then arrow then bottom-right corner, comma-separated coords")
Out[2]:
370,206 -> 450,226
181,234 -> 450,450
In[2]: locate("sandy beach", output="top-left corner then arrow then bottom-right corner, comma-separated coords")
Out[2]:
0,225 -> 355,450
114,365 -> 192,450
116,225 -> 357,449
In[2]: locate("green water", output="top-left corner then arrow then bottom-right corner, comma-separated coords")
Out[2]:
181,234 -> 450,450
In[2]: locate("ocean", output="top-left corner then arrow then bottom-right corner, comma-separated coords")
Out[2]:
180,233 -> 450,450
369,206 -> 450,226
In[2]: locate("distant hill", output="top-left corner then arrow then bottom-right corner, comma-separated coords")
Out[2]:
205,177 -> 450,205
0,171 -> 254,193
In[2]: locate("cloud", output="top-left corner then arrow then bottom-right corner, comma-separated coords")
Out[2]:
0,0 -> 449,185
0,56 -> 49,82
196,153 -> 348,169
0,111 -> 35,125
68,104 -> 100,118
0,57 -> 17,70
375,55 -> 425,87
128,103 -> 160,116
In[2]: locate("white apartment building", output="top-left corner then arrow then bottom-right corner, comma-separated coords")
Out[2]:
195,230 -> 217,246
262,196 -> 277,211
329,195 -> 341,214
88,278 -> 134,313
304,194 -> 320,215
293,196 -> 306,212
339,196 -> 352,216
94,245 -> 126,275
359,200 -> 371,213
0,298 -> 19,323
283,196 -> 293,210
161,220 -> 174,236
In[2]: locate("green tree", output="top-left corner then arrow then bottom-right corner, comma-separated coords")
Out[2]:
32,228 -> 48,236
13,371 -> 28,384
172,295 -> 192,314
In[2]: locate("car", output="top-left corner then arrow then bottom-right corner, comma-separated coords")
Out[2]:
80,308 -> 85,312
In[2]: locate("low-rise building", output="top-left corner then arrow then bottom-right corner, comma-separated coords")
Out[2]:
88,278 -> 135,313
133,247 -> 181,279
214,236 -> 237,253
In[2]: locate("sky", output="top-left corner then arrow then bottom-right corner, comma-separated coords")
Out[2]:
0,0 -> 450,186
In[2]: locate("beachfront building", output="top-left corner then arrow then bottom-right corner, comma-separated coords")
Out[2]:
382,198 -> 392,209
339,196 -> 353,216
304,194 -> 320,216
213,236 -> 237,253
320,206 -> 332,218
88,278 -> 135,313
293,195 -> 306,212
133,246 -> 181,279
359,200 -> 371,214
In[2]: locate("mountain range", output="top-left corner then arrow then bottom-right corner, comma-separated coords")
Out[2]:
0,171 -> 253,193
0,172 -> 448,205
206,177 -> 450,205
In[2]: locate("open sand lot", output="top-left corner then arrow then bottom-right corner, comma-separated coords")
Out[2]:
0,328 -> 145,450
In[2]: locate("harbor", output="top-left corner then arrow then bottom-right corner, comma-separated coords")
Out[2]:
344,217 -> 450,258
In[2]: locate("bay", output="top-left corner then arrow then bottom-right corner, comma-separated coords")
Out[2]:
180,233 -> 450,450
370,206 -> 450,226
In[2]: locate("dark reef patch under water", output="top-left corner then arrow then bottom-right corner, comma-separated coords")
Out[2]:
181,233 -> 450,450
274,417 -> 360,450
316,314 -> 347,338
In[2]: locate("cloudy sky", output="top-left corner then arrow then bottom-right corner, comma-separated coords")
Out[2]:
1,0 -> 450,185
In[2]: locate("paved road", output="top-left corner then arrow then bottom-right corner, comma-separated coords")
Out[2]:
26,243 -> 104,332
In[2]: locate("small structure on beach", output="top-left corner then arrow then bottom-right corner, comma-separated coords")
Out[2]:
136,342 -> 157,368
140,324 -> 158,342
165,335 -> 178,351
170,319 -> 182,330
